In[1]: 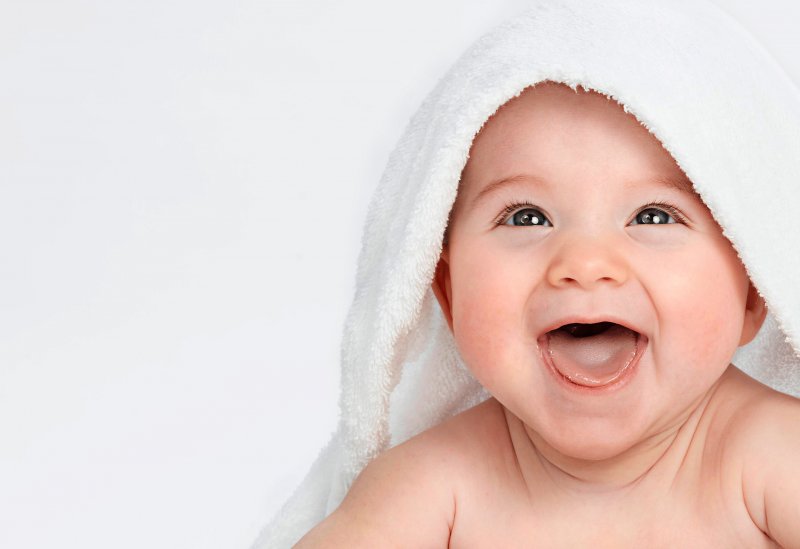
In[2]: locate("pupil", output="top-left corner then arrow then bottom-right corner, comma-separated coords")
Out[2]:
514,209 -> 542,226
641,209 -> 668,224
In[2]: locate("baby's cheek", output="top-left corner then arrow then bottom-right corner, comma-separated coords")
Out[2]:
454,283 -> 508,355
452,269 -> 522,382
660,251 -> 747,370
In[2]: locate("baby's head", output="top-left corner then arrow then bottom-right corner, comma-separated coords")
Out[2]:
431,81 -> 768,461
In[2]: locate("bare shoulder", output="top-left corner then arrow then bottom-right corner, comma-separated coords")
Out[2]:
719,366 -> 800,476
720,367 -> 800,547
294,398 -> 501,548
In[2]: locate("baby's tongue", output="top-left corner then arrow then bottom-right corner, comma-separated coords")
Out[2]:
545,323 -> 638,387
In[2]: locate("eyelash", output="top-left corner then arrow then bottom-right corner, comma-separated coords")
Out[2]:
494,200 -> 688,226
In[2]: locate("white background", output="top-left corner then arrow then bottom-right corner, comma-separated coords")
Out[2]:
2,1 -> 799,548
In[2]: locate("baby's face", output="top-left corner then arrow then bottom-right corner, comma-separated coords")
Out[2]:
433,82 -> 766,460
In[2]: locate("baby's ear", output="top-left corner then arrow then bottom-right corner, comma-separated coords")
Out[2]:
432,248 -> 454,333
739,281 -> 768,347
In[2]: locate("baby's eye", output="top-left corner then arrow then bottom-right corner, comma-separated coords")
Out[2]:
630,206 -> 681,225
502,206 -> 552,227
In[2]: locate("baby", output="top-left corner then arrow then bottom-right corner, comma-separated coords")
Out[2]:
294,82 -> 800,547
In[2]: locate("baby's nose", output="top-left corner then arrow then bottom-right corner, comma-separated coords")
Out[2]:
545,236 -> 629,289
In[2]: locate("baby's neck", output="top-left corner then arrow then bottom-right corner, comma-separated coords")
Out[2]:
504,373 -> 725,499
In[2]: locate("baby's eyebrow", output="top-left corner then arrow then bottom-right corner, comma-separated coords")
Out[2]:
648,173 -> 697,196
469,174 -> 550,209
469,172 -> 696,209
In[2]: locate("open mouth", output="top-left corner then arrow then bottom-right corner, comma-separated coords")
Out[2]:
539,321 -> 646,389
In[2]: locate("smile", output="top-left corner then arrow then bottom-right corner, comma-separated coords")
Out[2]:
537,322 -> 648,393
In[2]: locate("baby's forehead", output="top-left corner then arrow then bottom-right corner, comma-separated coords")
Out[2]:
458,82 -> 699,202
478,83 -> 621,131
470,83 -> 643,154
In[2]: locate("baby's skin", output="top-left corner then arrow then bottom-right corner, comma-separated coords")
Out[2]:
296,83 -> 800,547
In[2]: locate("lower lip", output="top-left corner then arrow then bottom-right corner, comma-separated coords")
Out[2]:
537,333 -> 648,395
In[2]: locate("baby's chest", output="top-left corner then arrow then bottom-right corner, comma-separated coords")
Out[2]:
447,478 -> 776,548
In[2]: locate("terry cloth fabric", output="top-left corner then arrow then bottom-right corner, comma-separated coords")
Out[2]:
253,1 -> 800,546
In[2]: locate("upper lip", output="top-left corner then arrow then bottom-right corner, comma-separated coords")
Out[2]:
537,315 -> 646,339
